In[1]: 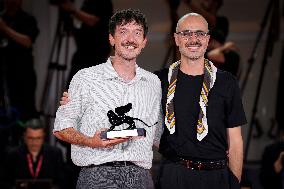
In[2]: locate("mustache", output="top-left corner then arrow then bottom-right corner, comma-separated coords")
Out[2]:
185,42 -> 202,47
122,41 -> 138,48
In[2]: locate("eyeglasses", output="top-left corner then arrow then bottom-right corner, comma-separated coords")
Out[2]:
26,136 -> 44,142
176,30 -> 209,39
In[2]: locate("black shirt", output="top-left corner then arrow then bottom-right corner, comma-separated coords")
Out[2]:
2,145 -> 66,189
75,0 -> 113,56
157,69 -> 247,161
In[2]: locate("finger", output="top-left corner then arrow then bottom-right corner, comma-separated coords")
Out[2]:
59,100 -> 67,106
63,97 -> 70,102
109,138 -> 129,145
61,96 -> 66,101
104,140 -> 112,148
60,98 -> 68,105
63,92 -> 69,97
105,138 -> 128,147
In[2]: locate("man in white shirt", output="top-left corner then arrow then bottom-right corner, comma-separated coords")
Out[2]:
53,9 -> 162,189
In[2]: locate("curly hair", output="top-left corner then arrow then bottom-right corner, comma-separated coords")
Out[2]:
109,8 -> 148,38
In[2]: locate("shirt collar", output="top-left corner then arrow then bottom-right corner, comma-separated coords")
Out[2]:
103,57 -> 147,82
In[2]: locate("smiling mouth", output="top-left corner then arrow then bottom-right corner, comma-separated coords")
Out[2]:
124,45 -> 136,50
186,45 -> 201,51
122,42 -> 138,50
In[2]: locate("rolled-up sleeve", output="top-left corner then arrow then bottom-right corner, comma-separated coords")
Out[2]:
53,71 -> 88,132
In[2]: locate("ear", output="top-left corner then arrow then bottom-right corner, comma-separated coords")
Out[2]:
141,37 -> 147,49
205,35 -> 210,47
109,33 -> 115,47
174,33 -> 180,46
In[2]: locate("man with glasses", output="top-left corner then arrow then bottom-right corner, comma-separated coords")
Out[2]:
2,119 -> 66,189
59,12 -> 246,189
155,13 -> 246,189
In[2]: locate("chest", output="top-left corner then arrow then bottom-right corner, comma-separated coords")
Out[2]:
82,79 -> 156,125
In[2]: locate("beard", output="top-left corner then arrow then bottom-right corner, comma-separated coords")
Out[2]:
183,41 -> 206,61
188,55 -> 202,61
116,41 -> 143,61
116,48 -> 141,61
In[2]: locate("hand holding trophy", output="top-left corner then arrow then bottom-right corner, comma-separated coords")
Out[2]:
101,103 -> 157,139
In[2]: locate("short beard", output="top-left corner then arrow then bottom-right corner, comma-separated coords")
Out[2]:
188,55 -> 202,61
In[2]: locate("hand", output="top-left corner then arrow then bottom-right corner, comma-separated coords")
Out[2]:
60,91 -> 69,106
223,41 -> 238,51
274,151 -> 284,173
88,129 -> 130,148
59,1 -> 76,14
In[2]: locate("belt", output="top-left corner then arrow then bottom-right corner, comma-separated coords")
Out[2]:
179,158 -> 227,171
86,161 -> 136,168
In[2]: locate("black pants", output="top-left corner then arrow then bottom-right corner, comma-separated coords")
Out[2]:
156,159 -> 240,189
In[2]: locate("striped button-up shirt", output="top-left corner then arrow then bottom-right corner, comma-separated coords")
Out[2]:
53,57 -> 162,169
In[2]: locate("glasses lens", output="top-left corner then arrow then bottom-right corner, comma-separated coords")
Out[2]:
178,30 -> 207,39
195,31 -> 207,37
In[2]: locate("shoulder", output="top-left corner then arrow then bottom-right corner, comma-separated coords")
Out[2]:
154,68 -> 169,81
6,146 -> 21,156
216,69 -> 239,85
213,69 -> 240,95
18,10 -> 37,21
5,146 -> 25,161
71,63 -> 106,83
43,145 -> 63,156
139,68 -> 161,86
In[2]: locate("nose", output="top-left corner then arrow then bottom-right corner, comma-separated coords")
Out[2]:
126,33 -> 135,42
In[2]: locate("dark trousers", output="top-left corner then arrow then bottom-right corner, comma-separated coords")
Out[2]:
156,160 -> 240,189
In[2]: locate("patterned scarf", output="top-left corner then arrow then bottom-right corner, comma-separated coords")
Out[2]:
165,59 -> 217,141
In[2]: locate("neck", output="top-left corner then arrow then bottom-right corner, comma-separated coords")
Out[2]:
111,56 -> 136,82
29,151 -> 39,162
180,57 -> 205,75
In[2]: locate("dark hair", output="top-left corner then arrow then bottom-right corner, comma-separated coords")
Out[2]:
25,118 -> 45,131
109,8 -> 148,38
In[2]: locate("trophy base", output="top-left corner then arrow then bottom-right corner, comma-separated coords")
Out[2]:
100,128 -> 146,139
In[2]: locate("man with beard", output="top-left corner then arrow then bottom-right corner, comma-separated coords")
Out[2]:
59,12 -> 246,189
155,13 -> 246,189
53,9 -> 161,189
